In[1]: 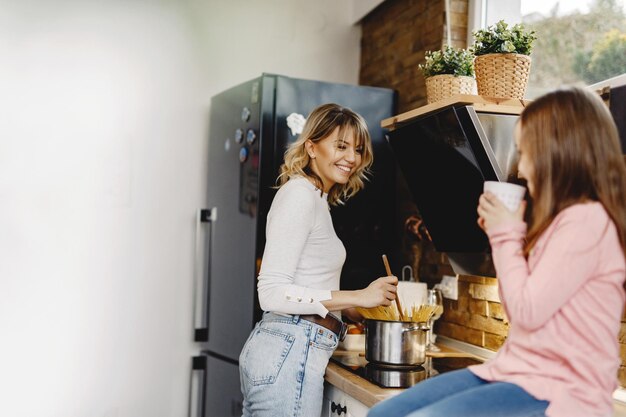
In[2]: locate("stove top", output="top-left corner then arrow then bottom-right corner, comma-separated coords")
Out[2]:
330,354 -> 483,389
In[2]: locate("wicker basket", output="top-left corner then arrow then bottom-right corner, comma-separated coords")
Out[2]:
425,74 -> 477,104
474,53 -> 531,99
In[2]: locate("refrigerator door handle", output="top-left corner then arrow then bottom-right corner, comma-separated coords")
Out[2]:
189,355 -> 207,417
194,208 -> 217,342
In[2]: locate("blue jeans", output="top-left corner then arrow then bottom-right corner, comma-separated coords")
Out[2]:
239,312 -> 338,417
368,369 -> 549,417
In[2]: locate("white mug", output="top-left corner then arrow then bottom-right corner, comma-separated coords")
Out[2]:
483,181 -> 526,212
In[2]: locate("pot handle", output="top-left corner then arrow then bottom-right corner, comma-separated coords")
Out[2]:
401,323 -> 430,333
401,324 -> 421,333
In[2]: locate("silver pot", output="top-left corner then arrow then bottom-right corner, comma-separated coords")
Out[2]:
365,319 -> 429,366
365,364 -> 427,388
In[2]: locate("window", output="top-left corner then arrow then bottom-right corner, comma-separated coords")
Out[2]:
469,0 -> 626,97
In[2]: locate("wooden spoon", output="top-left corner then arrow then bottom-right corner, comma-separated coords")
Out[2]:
382,254 -> 406,321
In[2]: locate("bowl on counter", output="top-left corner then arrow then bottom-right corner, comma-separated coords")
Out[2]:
339,334 -> 365,351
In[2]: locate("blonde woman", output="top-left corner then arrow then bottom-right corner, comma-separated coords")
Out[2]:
238,103 -> 398,417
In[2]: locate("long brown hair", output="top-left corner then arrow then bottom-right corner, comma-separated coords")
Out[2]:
277,103 -> 373,205
520,86 -> 626,256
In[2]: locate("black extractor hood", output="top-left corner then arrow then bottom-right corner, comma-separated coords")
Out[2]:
383,96 -> 527,277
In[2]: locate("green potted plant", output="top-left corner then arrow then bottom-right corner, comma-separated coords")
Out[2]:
471,20 -> 537,99
418,45 -> 476,103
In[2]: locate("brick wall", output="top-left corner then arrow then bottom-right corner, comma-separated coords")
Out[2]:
438,275 -> 508,350
360,0 -> 468,112
358,0 -> 626,386
416,249 -> 508,351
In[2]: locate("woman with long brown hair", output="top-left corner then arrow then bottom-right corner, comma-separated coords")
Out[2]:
368,86 -> 626,417
239,103 -> 398,417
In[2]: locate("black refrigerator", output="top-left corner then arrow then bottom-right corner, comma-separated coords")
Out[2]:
190,74 -> 396,417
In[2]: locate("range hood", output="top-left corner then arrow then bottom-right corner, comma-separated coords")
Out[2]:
382,96 -> 527,277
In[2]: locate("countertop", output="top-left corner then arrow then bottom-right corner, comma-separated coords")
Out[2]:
324,345 -> 482,408
324,354 -> 401,408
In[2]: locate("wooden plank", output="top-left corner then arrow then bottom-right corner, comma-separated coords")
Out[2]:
425,343 -> 484,361
381,94 -> 531,130
426,351 -> 484,360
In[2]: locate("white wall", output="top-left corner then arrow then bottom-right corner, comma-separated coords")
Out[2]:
191,0 -> 361,98
350,0 -> 385,24
0,1 -> 360,416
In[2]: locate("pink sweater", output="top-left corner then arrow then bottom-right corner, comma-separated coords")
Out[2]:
470,202 -> 626,417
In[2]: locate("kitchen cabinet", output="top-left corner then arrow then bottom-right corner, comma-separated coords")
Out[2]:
322,383 -> 369,417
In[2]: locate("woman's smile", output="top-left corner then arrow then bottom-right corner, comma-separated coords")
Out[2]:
307,126 -> 362,192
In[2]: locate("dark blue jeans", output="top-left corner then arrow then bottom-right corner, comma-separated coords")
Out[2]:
367,369 -> 549,417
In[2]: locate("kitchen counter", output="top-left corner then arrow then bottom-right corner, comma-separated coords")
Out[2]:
324,345 -> 483,408
325,355 -> 401,408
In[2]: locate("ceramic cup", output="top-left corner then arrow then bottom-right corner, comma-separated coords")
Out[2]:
397,281 -> 427,310
483,181 -> 526,212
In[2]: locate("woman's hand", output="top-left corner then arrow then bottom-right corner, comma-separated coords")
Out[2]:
477,191 -> 526,233
359,276 -> 398,308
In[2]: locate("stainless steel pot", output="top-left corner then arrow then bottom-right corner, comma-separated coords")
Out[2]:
365,364 -> 427,388
365,319 -> 429,366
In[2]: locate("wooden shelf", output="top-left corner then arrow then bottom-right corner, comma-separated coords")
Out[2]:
381,94 -> 531,130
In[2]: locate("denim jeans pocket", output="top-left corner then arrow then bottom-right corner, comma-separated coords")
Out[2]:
310,327 -> 338,351
241,325 -> 295,386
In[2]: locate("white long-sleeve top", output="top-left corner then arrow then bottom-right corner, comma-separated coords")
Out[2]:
257,176 -> 346,317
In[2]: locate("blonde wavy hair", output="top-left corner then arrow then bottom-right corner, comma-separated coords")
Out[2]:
520,86 -> 626,257
277,103 -> 373,206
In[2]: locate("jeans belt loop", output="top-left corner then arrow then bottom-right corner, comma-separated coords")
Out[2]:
328,313 -> 347,342
339,320 -> 347,342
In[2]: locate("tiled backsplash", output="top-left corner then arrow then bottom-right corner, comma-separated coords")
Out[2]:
438,275 -> 508,351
